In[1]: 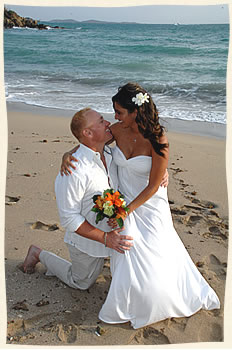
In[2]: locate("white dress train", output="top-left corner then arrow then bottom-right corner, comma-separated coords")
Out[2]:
98,146 -> 220,329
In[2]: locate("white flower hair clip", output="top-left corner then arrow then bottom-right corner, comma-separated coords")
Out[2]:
132,92 -> 150,106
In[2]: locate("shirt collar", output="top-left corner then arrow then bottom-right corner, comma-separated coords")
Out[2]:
79,143 -> 111,161
79,143 -> 99,161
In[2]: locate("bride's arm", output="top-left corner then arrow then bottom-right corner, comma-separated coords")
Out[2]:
60,145 -> 79,176
127,135 -> 169,215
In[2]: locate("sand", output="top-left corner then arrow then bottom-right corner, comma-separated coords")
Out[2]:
4,104 -> 228,347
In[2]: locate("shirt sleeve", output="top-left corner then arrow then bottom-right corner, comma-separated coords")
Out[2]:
55,171 -> 86,232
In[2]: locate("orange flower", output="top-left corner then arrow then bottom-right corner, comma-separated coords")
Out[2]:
104,193 -> 113,206
116,206 -> 127,219
105,191 -> 122,207
114,198 -> 123,207
113,191 -> 120,197
95,196 -> 104,210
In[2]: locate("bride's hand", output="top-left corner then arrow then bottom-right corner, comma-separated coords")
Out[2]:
160,169 -> 169,187
60,152 -> 78,176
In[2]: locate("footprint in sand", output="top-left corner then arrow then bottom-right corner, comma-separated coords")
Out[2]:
12,300 -> 29,311
188,197 -> 218,209
133,327 -> 170,345
200,200 -> 218,209
170,207 -> 187,216
208,226 -> 222,236
208,254 -> 227,279
202,222 -> 228,241
199,254 -> 227,281
57,323 -> 78,343
30,221 -> 59,231
169,167 -> 184,174
5,195 -> 21,205
184,215 -> 203,226
166,317 -> 188,332
181,312 -> 223,342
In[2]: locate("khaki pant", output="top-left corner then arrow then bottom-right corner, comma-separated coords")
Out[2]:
39,243 -> 105,290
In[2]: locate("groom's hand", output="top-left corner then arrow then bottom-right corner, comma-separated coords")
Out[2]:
106,228 -> 133,254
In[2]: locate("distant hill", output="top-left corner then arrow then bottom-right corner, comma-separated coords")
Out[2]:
82,19 -> 110,23
45,19 -> 138,25
46,19 -> 78,23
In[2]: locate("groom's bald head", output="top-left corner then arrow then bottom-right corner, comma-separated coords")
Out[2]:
70,107 -> 91,141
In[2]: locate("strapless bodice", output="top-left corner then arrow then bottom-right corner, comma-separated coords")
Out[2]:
112,145 -> 152,175
111,145 -> 166,202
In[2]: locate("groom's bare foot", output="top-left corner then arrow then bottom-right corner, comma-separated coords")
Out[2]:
23,245 -> 42,274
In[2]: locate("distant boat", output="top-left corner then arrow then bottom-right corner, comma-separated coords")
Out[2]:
174,22 -> 181,26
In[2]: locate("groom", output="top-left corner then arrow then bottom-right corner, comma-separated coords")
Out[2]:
23,107 -> 134,290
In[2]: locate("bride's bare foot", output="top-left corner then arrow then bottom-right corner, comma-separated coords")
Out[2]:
23,245 -> 42,274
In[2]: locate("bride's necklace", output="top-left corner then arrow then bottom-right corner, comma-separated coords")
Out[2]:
129,128 -> 139,143
132,134 -> 139,143
133,135 -> 140,142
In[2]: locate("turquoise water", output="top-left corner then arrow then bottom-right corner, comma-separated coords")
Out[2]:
4,22 -> 229,124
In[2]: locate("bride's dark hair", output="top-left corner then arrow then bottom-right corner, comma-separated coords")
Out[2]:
112,82 -> 168,157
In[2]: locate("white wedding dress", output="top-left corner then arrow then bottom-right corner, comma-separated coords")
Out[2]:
98,146 -> 220,329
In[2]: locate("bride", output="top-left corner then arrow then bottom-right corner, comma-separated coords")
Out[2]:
61,82 -> 220,329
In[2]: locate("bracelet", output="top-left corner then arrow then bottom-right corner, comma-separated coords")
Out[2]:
104,232 -> 108,247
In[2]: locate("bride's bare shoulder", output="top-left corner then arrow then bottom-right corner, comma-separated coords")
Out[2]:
110,122 -> 123,137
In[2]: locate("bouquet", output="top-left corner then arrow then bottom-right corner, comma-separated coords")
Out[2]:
91,189 -> 129,228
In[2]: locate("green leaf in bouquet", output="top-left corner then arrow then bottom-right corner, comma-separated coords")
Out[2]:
96,212 -> 104,224
116,217 -> 124,228
91,207 -> 99,213
92,194 -> 100,203
103,188 -> 114,197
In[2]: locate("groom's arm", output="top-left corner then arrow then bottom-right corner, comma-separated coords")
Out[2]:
55,172 -> 133,254
75,220 -> 133,254
55,170 -> 87,232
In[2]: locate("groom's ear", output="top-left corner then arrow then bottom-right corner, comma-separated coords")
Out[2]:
82,128 -> 93,138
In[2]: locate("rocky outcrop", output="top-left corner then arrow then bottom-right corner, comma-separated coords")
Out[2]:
4,8 -> 64,29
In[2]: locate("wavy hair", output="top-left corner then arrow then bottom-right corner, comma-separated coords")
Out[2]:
112,82 -> 168,157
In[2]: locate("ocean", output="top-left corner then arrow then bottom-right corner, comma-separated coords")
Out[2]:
4,22 -> 229,125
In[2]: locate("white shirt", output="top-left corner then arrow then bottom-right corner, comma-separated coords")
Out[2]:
55,144 -> 118,257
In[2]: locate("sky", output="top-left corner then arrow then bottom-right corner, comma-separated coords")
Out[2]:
4,4 -> 229,24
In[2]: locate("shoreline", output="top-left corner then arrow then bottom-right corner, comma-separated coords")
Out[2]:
7,101 -> 227,140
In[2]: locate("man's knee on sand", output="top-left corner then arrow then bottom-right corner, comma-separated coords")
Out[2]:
70,257 -> 104,290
